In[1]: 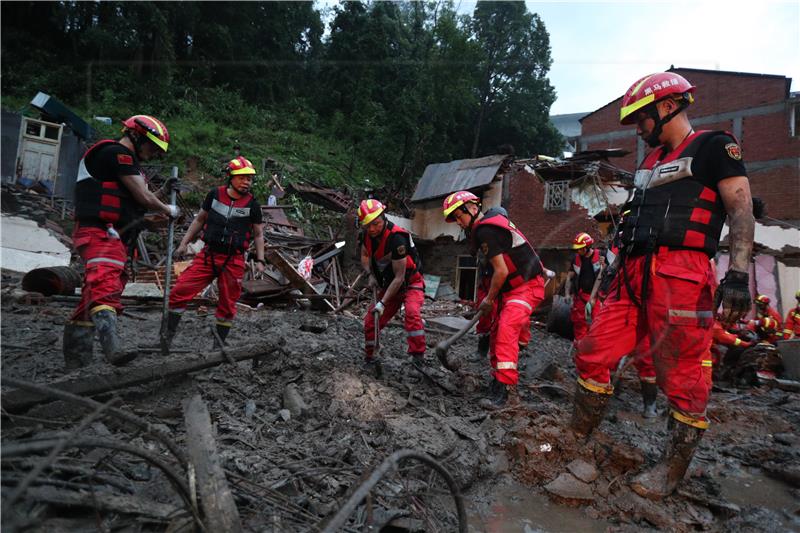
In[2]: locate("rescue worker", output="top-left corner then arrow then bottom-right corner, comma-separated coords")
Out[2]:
782,291 -> 800,339
160,156 -> 266,353
359,199 -> 426,374
749,294 -> 783,344
569,72 -> 755,500
475,206 -> 509,359
569,232 -> 602,342
711,319 -> 752,368
63,115 -> 179,369
443,191 -> 545,407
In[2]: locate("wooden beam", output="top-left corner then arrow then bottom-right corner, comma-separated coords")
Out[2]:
183,394 -> 243,533
1,341 -> 284,413
264,249 -> 334,311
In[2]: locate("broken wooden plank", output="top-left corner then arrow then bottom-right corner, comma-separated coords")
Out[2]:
1,340 -> 284,413
183,394 -> 243,533
265,249 -> 334,311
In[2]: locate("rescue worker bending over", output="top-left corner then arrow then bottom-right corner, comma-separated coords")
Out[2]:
160,156 -> 265,353
443,191 -> 545,408
569,72 -> 755,500
358,199 -> 426,372
569,232 -> 604,342
64,115 -> 178,369
748,294 -> 783,344
783,290 -> 800,340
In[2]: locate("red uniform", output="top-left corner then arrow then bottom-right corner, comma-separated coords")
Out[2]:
748,306 -> 783,344
571,249 -> 602,342
69,140 -> 146,323
473,210 -> 544,385
363,222 -> 426,358
169,186 -> 262,325
783,306 -> 800,339
575,130 -> 745,428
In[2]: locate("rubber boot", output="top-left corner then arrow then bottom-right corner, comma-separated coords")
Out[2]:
63,321 -> 95,369
641,381 -> 658,418
630,418 -> 705,500
480,378 -> 509,409
569,382 -> 611,439
475,335 -> 490,359
160,311 -> 182,356
92,309 -> 136,365
213,322 -> 231,349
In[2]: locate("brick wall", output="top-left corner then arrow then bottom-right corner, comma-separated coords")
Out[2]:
504,167 -> 601,250
579,68 -> 799,221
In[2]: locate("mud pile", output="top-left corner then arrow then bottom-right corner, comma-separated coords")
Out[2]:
2,290 -> 799,531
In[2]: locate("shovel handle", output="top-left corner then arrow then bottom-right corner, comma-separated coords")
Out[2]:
435,311 -> 484,354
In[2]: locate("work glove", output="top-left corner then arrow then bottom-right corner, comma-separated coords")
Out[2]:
478,296 -> 494,315
714,270 -> 751,325
373,301 -> 385,316
167,204 -> 181,218
584,301 -> 594,323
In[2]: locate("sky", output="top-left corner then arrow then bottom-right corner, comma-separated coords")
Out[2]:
455,0 -> 800,115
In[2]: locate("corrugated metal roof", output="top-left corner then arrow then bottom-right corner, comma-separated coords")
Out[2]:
411,154 -> 509,203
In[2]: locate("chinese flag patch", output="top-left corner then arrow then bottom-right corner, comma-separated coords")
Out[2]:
117,153 -> 134,165
724,143 -> 742,161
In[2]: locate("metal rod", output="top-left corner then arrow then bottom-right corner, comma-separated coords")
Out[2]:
160,166 -> 179,348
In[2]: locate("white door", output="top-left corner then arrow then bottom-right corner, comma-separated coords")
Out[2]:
15,118 -> 62,186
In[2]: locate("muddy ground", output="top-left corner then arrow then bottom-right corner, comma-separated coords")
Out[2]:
2,285 -> 799,532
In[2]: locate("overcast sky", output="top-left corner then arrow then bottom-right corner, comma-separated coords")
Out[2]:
455,0 -> 800,116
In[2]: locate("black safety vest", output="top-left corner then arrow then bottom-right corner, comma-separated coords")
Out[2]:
472,211 -> 543,293
202,186 -> 256,254
619,131 -> 730,257
363,221 -> 422,289
74,140 -> 145,242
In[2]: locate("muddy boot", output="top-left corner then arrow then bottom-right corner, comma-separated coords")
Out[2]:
480,378 -> 509,409
91,309 -> 136,365
213,321 -> 231,349
160,311 -> 182,356
410,352 -> 426,370
641,381 -> 658,418
630,418 -> 705,500
363,358 -> 383,379
475,335 -> 490,359
569,382 -> 611,439
63,321 -> 95,369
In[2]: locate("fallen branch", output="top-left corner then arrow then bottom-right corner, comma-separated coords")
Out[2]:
1,377 -> 187,463
1,340 -> 284,413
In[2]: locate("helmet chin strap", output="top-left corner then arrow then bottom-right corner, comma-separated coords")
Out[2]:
645,99 -> 689,148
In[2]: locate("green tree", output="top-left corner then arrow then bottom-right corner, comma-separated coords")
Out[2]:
470,0 -> 562,157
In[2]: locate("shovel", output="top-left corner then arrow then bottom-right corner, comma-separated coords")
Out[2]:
369,286 -> 383,378
435,311 -> 485,372
159,167 -> 179,355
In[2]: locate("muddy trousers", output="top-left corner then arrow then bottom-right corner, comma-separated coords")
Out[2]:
169,248 -> 246,324
574,248 -> 715,428
490,277 -> 545,385
364,281 -> 426,359
69,226 -> 128,323
477,279 -> 530,347
571,291 -> 595,343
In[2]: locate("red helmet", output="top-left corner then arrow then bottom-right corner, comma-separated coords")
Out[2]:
227,156 -> 256,177
443,191 -> 480,222
572,232 -> 594,250
122,115 -> 170,152
755,294 -> 770,306
358,199 -> 386,226
619,73 -> 695,125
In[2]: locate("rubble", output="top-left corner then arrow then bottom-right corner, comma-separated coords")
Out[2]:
2,184 -> 800,531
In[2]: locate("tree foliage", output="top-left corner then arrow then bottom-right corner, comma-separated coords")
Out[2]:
1,0 -> 562,195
